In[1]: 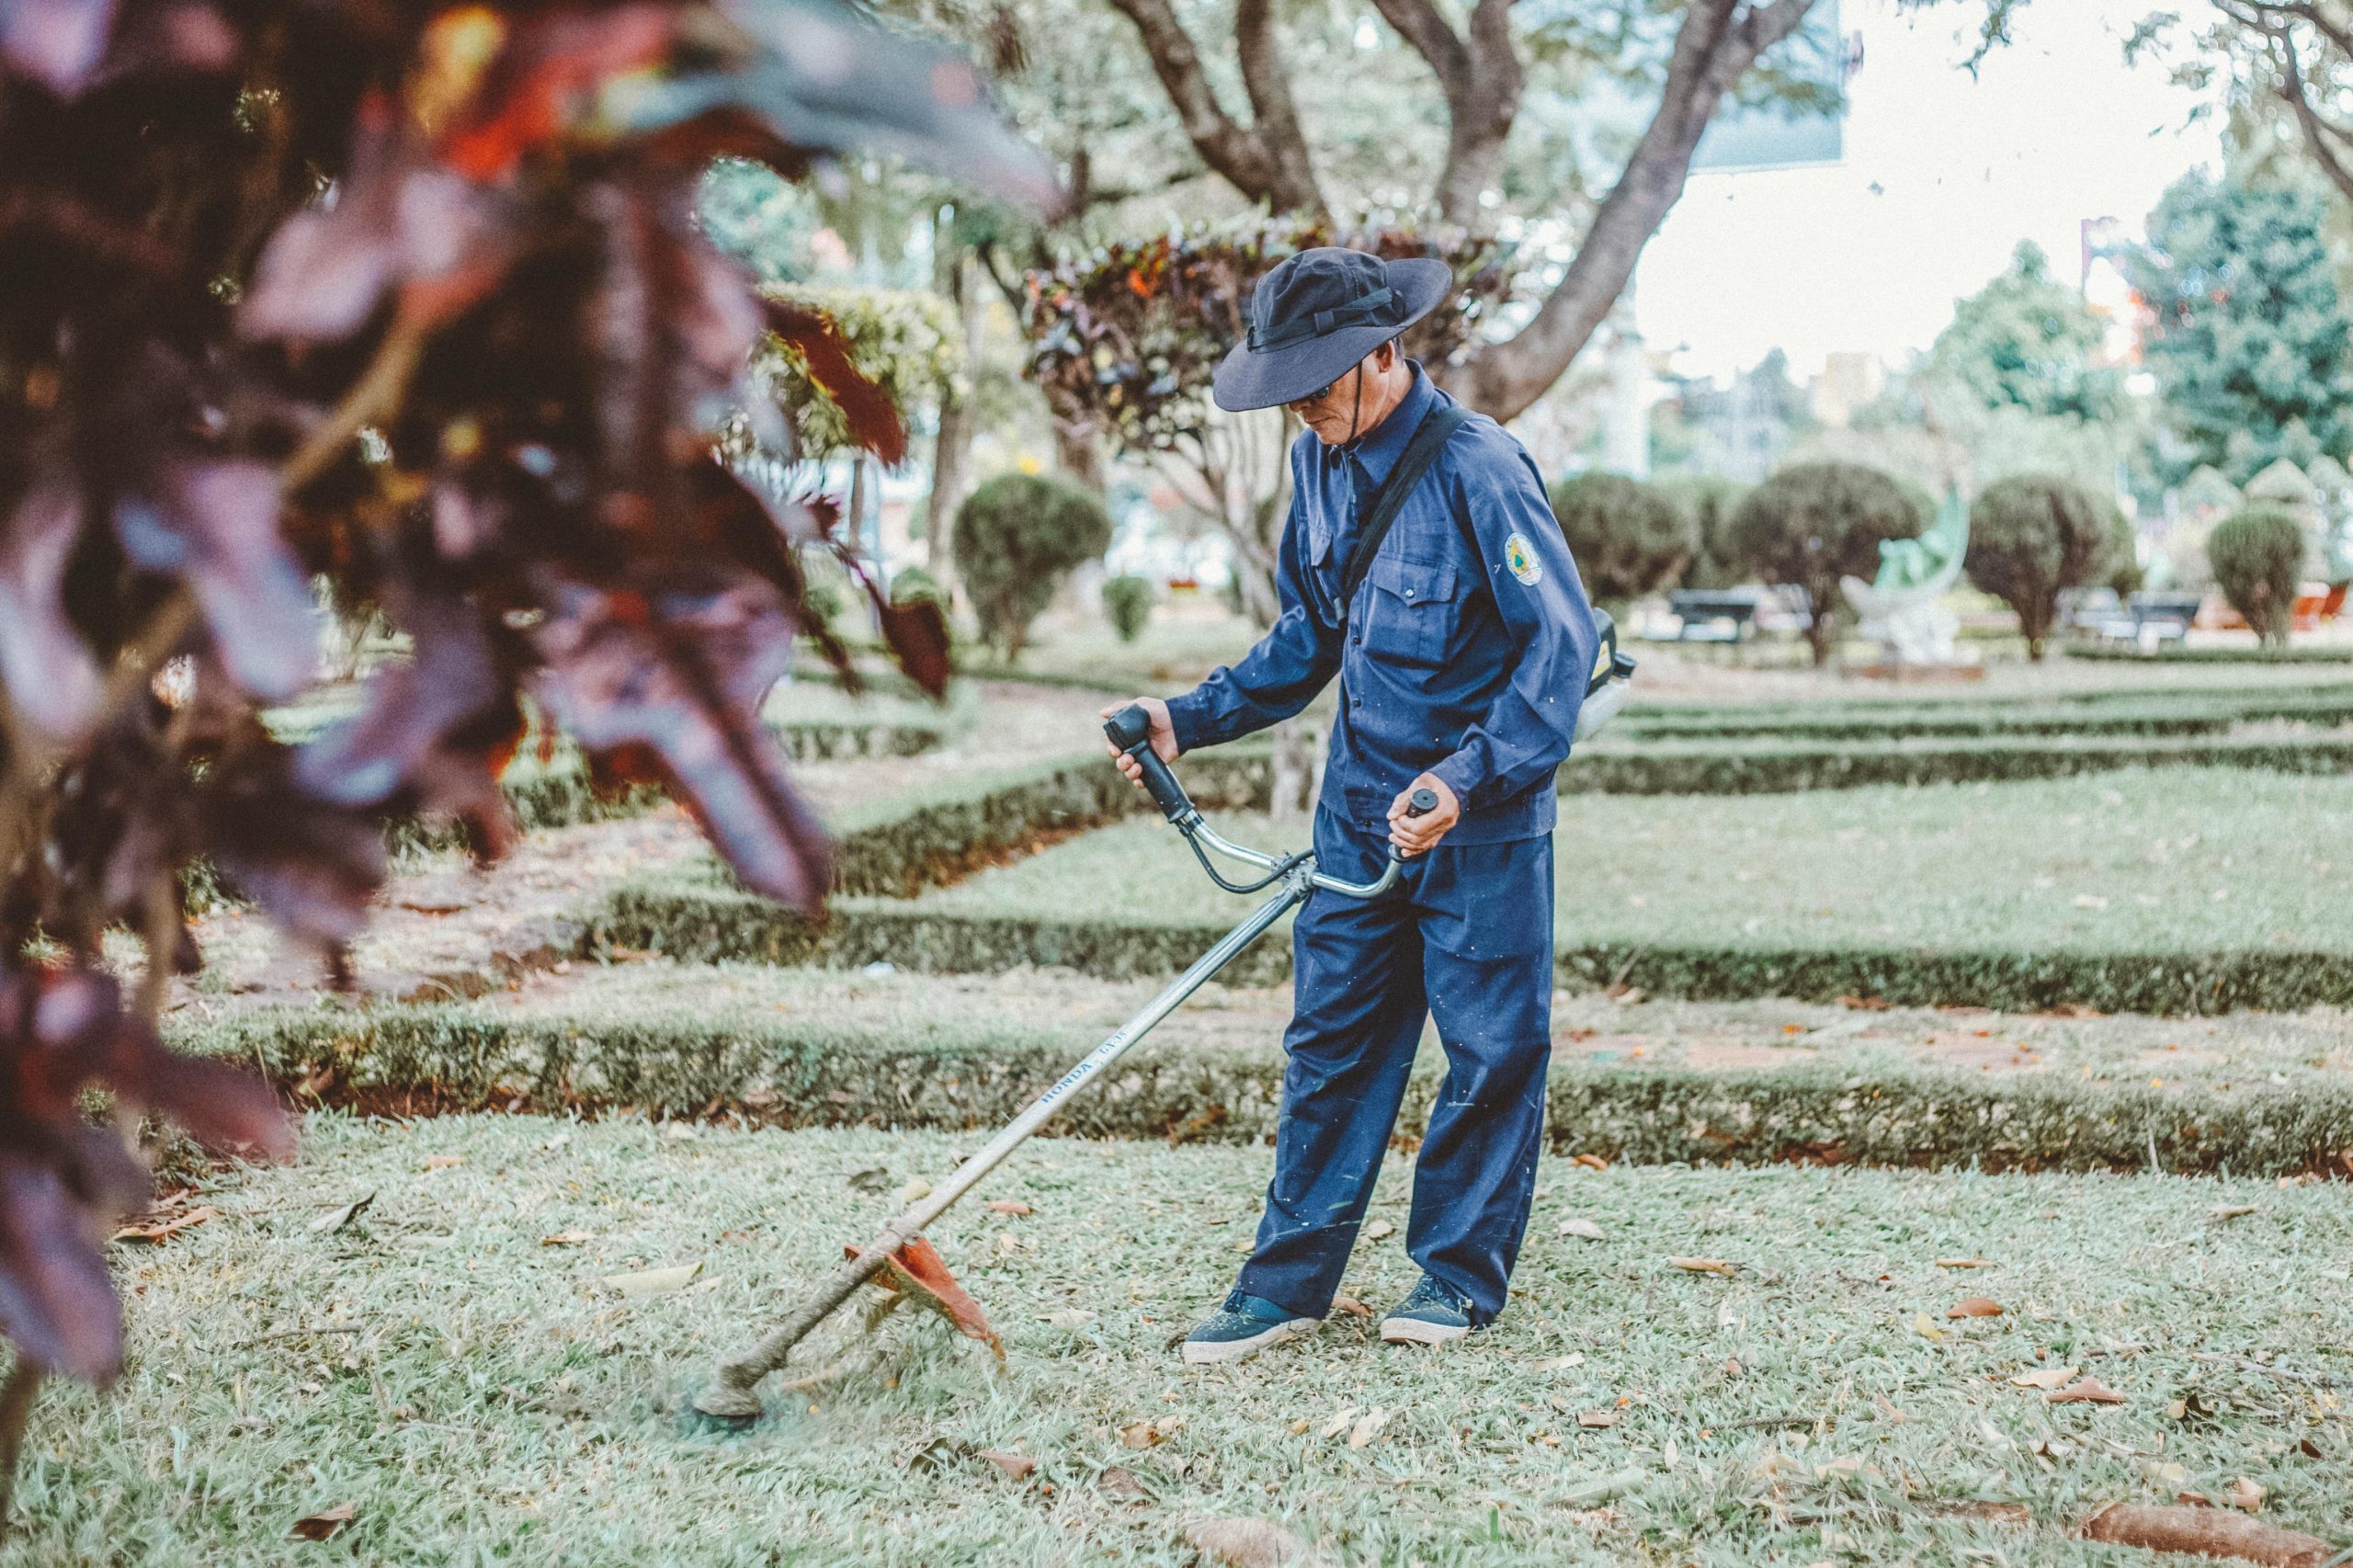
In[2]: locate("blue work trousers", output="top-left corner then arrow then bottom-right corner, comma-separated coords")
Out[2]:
1235,809 -> 1554,1326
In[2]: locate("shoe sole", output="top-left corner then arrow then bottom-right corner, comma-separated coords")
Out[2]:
1380,1317 -> 1470,1346
1181,1318 -> 1320,1365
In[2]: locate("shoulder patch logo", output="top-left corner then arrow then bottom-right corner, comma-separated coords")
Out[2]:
1504,531 -> 1543,586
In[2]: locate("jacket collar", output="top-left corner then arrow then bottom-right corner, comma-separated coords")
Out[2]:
1333,360 -> 1439,489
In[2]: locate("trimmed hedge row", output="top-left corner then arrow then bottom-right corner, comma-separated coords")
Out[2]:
2063,643 -> 2353,665
580,879 -> 2353,1014
180,999 -> 2353,1176
827,748 -> 1271,897
1568,731 -> 2353,794
1618,690 -> 2353,743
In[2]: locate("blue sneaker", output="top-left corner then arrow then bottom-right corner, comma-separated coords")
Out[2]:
1380,1275 -> 1474,1346
1181,1290 -> 1321,1365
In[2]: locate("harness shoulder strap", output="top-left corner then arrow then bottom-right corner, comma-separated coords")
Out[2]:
1336,403 -> 1472,618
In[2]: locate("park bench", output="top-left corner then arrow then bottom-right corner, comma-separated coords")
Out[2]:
2077,590 -> 2201,648
1665,587 -> 1763,642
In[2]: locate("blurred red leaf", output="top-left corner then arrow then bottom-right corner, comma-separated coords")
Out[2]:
762,298 -> 907,466
531,572 -> 830,911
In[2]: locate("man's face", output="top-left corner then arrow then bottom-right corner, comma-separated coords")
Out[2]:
1286,346 -> 1392,445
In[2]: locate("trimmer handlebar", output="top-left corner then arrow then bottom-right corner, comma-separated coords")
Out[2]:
1105,706 -> 1434,898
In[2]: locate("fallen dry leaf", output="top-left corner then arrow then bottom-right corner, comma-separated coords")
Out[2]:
1573,1153 -> 1610,1171
113,1206 -> 220,1244
2225,1477 -> 2265,1513
1912,1313 -> 1947,1342
306,1194 -> 374,1235
1669,1257 -> 1734,1276
1361,1219 -> 1394,1242
1120,1419 -> 1161,1449
1098,1466 -> 1148,1498
1044,1308 -> 1095,1329
1948,1297 -> 2004,1319
984,1199 -> 1032,1215
1558,1218 -> 1606,1242
2047,1377 -> 2125,1405
602,1261 -> 702,1298
2012,1366 -> 2080,1390
2212,1205 -> 2258,1221
2082,1502 -> 2330,1565
290,1502 -> 357,1540
540,1231 -> 593,1246
978,1449 -> 1035,1480
1319,1406 -> 1358,1440
1577,1410 -> 1618,1428
1184,1516 -> 1305,1568
1872,1392 -> 1910,1423
422,1154 -> 464,1170
846,1165 -> 891,1193
1330,1294 -> 1371,1318
1935,1257 -> 1995,1269
1347,1407 -> 1391,1449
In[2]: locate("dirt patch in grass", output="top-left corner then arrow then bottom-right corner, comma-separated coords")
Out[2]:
29,1116 -> 2353,1565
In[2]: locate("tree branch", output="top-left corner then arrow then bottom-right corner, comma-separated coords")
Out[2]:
1370,0 -> 1524,226
1450,0 -> 1818,420
1100,0 -> 1323,214
1233,0 -> 1327,219
2274,27 -> 2353,205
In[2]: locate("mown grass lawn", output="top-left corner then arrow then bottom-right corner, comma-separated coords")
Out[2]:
21,1116 -> 2353,1565
908,767 -> 2353,957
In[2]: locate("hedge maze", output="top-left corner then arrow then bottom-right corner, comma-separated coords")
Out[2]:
176,674 -> 2353,1179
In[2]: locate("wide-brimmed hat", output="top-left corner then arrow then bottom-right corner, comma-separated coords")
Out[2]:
1212,247 -> 1454,412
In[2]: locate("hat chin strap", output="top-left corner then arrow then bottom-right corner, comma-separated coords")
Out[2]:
1345,362 -> 1365,445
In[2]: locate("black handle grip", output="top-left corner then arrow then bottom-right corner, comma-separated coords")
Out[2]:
1388,786 -> 1439,863
1105,705 -> 1195,824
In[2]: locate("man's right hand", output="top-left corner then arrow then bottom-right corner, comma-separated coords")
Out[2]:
1101,696 -> 1177,790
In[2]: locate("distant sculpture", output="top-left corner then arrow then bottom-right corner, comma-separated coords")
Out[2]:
1840,489 -> 1970,665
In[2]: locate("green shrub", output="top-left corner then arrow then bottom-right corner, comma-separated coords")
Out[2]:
1101,574 -> 1154,642
889,565 -> 942,605
1657,475 -> 1750,590
1727,462 -> 1927,664
1963,474 -> 2118,659
801,574 -> 847,627
2106,508 -> 2145,595
1544,472 -> 1696,604
953,472 -> 1114,659
2209,506 -> 2305,647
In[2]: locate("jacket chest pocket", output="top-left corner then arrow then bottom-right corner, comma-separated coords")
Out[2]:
1358,554 -> 1461,667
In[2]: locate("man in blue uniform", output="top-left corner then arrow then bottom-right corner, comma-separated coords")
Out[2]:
1104,246 -> 1600,1361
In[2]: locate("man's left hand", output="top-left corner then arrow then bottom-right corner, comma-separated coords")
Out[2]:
1387,773 -> 1459,858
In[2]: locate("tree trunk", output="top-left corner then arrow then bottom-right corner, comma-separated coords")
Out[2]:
923,242 -> 985,600
1051,402 -> 1108,495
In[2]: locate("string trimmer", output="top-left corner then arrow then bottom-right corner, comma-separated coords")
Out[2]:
688,614 -> 1634,1427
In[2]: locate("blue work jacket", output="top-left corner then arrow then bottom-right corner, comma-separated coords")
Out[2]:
1165,364 -> 1600,845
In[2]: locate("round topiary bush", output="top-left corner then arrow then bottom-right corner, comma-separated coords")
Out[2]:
2209,506 -> 2306,647
1545,472 -> 1696,605
1726,462 -> 1927,664
1657,474 -> 1751,591
1102,574 -> 1154,642
1963,474 -> 2120,660
890,565 -> 942,605
953,472 -> 1114,660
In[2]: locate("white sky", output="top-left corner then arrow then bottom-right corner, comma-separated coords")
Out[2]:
1633,0 -> 2225,382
